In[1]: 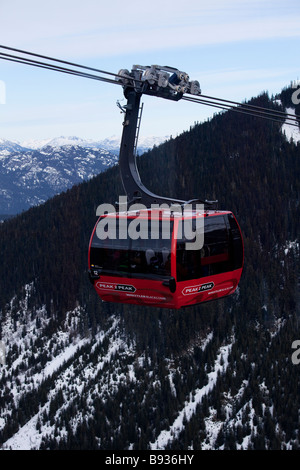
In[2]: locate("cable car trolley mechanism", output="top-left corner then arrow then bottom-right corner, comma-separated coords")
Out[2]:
88,64 -> 244,308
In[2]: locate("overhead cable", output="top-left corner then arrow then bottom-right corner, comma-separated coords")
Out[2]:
0,44 -> 120,80
0,51 -> 120,86
1,44 -> 299,127
182,96 -> 300,127
200,93 -> 298,121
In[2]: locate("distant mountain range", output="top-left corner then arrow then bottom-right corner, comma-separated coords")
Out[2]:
0,135 -> 168,215
0,134 -> 169,153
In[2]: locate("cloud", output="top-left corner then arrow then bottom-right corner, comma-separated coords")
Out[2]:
1,0 -> 300,140
1,0 -> 300,59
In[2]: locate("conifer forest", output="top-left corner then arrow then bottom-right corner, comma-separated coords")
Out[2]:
0,86 -> 299,450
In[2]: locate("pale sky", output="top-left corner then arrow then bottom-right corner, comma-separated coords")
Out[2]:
0,0 -> 299,142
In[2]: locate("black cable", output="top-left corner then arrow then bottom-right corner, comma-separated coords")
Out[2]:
0,52 -> 120,86
1,45 -> 299,127
0,44 -> 120,80
187,97 -> 299,127
200,92 -> 299,121
183,96 -> 300,127
183,95 -> 300,123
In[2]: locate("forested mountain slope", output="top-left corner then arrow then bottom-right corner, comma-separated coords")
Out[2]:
0,88 -> 299,450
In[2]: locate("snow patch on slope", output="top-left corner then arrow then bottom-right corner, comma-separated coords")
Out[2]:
281,108 -> 300,144
150,338 -> 233,450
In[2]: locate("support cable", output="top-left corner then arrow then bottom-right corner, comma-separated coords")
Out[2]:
183,96 -> 300,127
0,51 -> 120,86
1,44 -> 300,127
0,44 -> 120,80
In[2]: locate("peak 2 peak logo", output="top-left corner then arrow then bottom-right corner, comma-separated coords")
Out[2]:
96,281 -> 136,293
182,282 -> 214,295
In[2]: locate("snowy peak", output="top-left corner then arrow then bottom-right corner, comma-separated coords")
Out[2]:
0,143 -> 118,215
11,134 -> 169,152
0,138 -> 28,153
23,136 -> 105,150
0,134 -> 168,214
14,136 -> 104,151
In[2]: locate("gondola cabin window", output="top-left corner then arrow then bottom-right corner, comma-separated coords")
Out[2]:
89,216 -> 173,279
176,214 -> 242,282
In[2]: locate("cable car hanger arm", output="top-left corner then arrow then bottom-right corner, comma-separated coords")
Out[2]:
116,65 -> 204,208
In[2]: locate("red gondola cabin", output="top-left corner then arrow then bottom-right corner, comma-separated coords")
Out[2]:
88,208 -> 243,309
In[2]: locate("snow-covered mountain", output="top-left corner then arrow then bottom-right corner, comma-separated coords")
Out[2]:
1,134 -> 169,154
0,135 -> 168,215
0,139 -> 28,153
0,142 -> 118,215
0,284 -> 237,451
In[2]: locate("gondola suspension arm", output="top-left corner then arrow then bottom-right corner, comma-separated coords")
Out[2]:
116,64 -> 203,207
